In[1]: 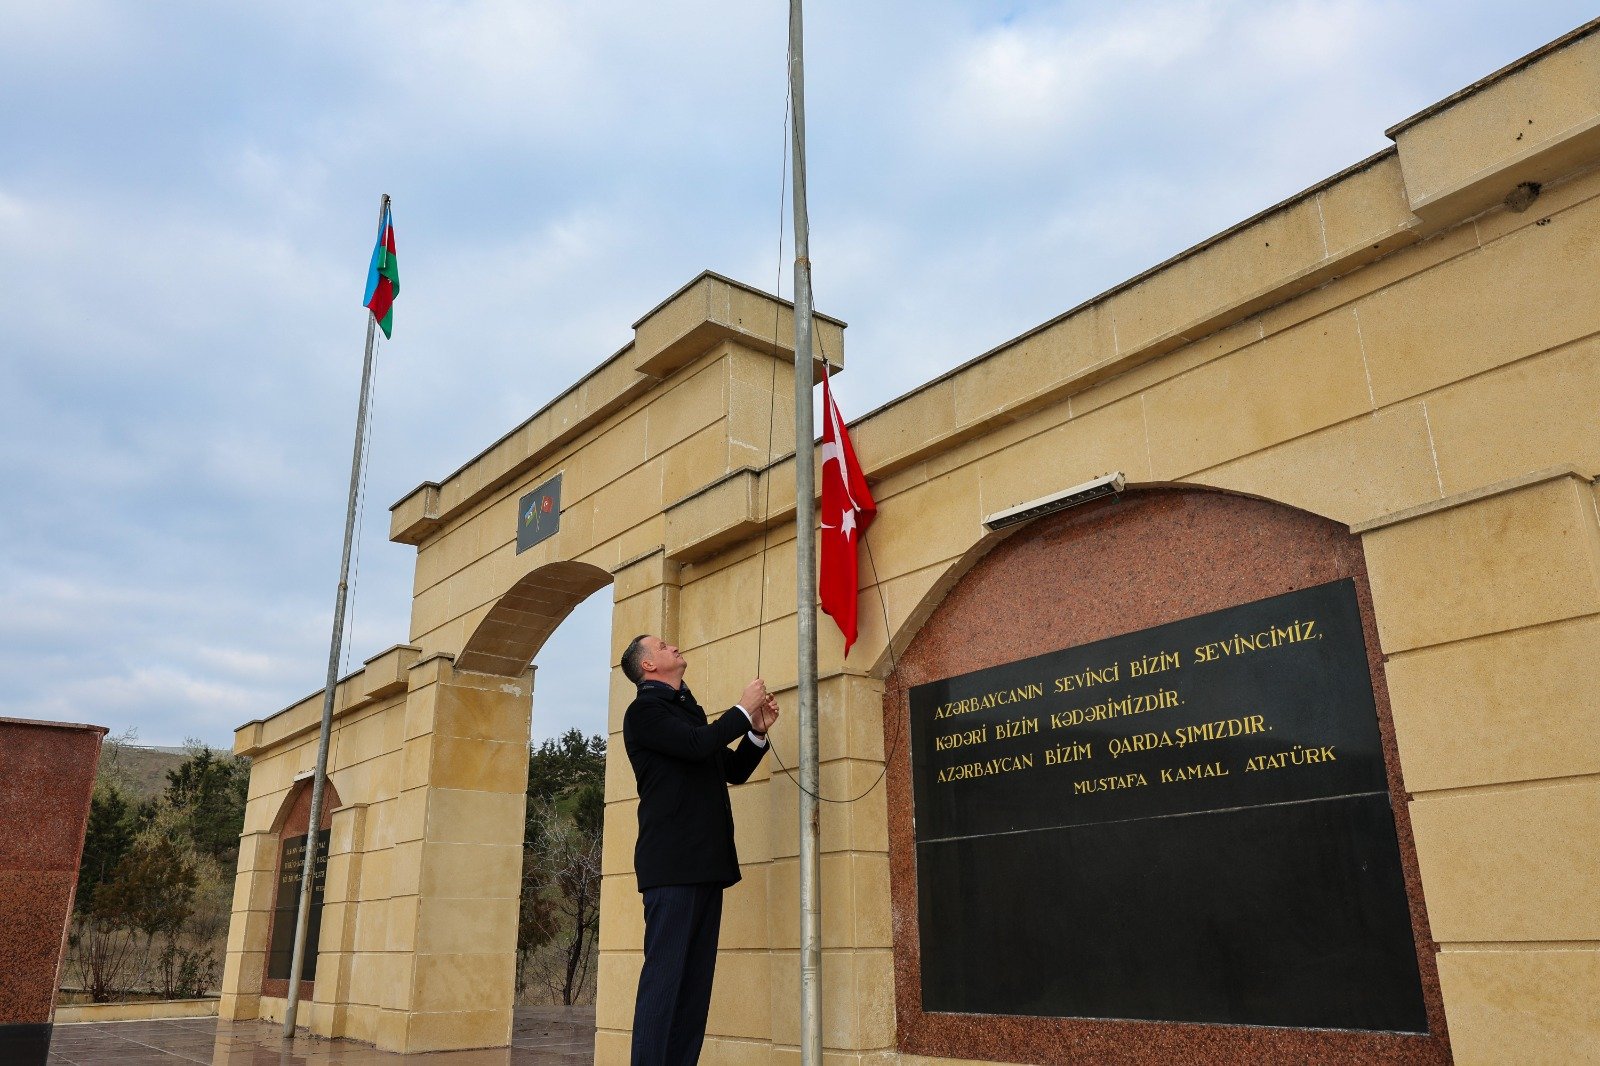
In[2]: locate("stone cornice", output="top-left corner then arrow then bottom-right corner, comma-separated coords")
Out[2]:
389,271 -> 843,547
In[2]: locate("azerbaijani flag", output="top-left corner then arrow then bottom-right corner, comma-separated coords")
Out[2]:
363,203 -> 399,338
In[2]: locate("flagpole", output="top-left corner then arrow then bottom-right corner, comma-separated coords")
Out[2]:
283,192 -> 389,1040
786,3 -> 824,1062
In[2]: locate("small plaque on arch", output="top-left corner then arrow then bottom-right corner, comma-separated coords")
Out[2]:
516,474 -> 562,554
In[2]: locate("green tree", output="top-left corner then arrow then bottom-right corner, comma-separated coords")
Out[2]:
65,735 -> 241,1002
519,729 -> 606,1005
162,744 -> 250,867
524,794 -> 604,1005
527,729 -> 606,808
74,835 -> 198,1001
516,845 -> 558,997
76,785 -> 137,917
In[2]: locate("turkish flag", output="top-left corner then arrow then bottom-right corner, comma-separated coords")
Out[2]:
819,367 -> 876,656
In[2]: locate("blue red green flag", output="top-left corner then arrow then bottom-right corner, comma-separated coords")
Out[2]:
363,204 -> 399,338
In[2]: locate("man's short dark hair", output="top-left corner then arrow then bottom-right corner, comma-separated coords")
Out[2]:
620,634 -> 653,685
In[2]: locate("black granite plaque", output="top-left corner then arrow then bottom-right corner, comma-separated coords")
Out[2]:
0,1023 -> 51,1066
909,579 -> 1427,1032
266,832 -> 329,982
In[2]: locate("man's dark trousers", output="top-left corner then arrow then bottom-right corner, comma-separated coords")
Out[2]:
631,883 -> 723,1066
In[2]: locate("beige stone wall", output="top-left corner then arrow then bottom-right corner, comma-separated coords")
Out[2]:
224,22 -> 1600,1064
223,647 -> 537,1053
54,999 -> 219,1024
221,648 -> 408,1030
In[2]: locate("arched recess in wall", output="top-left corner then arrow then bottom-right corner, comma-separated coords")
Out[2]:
456,560 -> 613,676
873,483 -> 1360,683
880,485 -> 1451,1062
261,776 -> 342,999
268,777 -> 343,836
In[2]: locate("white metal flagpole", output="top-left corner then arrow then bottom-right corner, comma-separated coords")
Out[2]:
282,192 -> 389,1039
786,3 -> 824,1061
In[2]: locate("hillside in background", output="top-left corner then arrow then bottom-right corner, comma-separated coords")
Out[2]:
98,743 -> 192,800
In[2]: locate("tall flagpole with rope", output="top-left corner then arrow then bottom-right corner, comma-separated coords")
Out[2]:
283,193 -> 396,1039
786,2 -> 825,1060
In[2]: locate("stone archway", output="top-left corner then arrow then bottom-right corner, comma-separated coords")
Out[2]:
456,559 -> 616,1013
458,561 -> 614,677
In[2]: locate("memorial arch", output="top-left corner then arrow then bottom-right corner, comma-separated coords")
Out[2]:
224,25 -> 1600,1063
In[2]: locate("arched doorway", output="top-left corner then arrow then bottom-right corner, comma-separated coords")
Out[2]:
457,560 -> 612,677
457,560 -> 614,1010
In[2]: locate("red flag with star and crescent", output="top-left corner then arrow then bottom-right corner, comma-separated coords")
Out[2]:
819,367 -> 876,656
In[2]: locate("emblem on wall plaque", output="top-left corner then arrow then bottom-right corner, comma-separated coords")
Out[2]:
516,474 -> 562,554
909,579 -> 1426,1033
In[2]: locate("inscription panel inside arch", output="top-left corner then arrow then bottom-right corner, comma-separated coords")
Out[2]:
908,579 -> 1428,1032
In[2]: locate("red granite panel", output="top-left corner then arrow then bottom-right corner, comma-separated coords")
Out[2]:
0,720 -> 104,871
0,718 -> 106,1026
0,873 -> 75,1021
883,488 -> 1451,1064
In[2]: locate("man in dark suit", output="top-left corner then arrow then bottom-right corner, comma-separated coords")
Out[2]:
620,634 -> 778,1066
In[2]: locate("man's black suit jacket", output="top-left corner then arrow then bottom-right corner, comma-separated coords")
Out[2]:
623,680 -> 768,891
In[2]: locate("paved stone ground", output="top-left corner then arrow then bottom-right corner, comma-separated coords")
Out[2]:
47,1007 -> 596,1065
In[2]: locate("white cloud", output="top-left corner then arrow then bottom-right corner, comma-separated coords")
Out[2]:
377,1 -> 596,127
0,1 -> 139,69
189,645 -> 291,681
0,186 -> 24,226
28,664 -> 267,726
933,0 -> 1219,154
1239,0 -> 1396,74
2,0 -> 1596,750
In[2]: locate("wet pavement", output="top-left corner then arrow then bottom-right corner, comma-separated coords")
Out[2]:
47,1007 -> 595,1065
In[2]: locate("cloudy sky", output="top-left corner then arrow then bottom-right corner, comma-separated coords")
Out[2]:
2,1 -> 1591,749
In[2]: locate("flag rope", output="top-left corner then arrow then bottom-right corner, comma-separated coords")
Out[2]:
750,83 -> 904,805
752,76 -> 790,684
339,330 -> 381,685
328,260 -> 386,779
756,326 -> 905,806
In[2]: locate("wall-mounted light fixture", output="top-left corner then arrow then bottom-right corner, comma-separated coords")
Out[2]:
982,472 -> 1126,531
